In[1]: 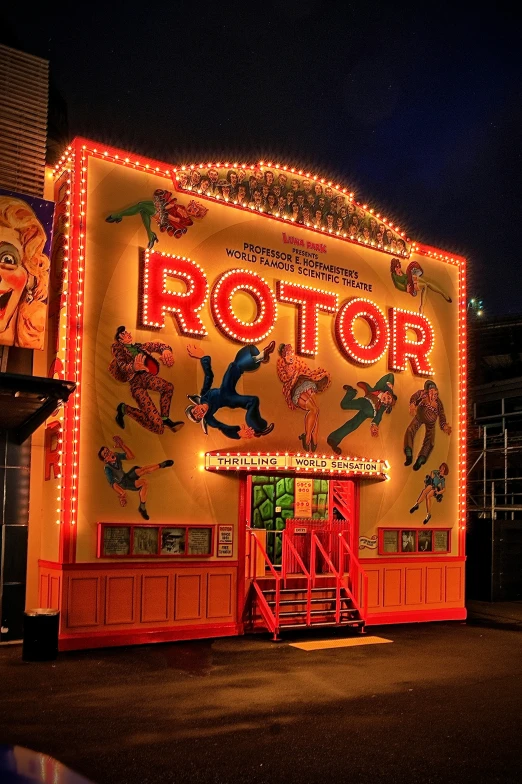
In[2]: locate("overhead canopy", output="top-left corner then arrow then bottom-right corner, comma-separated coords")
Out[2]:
0,373 -> 75,444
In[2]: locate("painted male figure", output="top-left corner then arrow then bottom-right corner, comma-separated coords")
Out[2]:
327,373 -> 397,455
404,380 -> 451,470
185,342 -> 276,440
98,435 -> 174,520
109,326 -> 183,435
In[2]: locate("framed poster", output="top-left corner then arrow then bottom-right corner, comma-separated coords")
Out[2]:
418,530 -> 433,552
161,528 -> 186,555
294,478 -> 313,518
188,527 -> 212,556
401,531 -> 416,553
102,526 -> 130,556
132,526 -> 159,555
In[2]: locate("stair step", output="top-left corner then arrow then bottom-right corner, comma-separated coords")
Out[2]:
261,587 -> 339,594
279,620 -> 363,629
267,596 -> 348,605
277,609 -> 359,618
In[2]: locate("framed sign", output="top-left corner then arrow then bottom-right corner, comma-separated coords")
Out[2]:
294,478 -> 313,518
98,523 -> 214,558
188,527 -> 212,556
378,528 -> 451,555
132,527 -> 159,555
382,530 -> 399,553
102,526 -> 130,556
434,530 -> 449,552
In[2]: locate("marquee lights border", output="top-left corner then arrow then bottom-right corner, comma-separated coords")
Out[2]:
49,139 -> 467,563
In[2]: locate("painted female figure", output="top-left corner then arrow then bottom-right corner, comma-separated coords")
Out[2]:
390,259 -> 452,314
276,343 -> 331,452
409,462 -> 449,525
0,195 -> 50,349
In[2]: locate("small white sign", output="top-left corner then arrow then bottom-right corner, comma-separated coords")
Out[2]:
218,524 -> 233,543
359,535 -> 378,550
218,543 -> 233,557
294,527 -> 308,534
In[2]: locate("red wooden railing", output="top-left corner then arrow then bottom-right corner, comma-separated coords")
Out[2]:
282,534 -> 312,625
247,530 -> 281,637
248,527 -> 368,635
338,533 -> 368,620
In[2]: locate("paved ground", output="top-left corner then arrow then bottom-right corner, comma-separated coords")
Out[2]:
1,609 -> 521,784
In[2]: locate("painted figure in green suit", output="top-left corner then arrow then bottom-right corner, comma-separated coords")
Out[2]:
327,373 -> 397,455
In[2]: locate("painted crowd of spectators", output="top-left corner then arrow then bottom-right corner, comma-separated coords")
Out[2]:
177,167 -> 407,252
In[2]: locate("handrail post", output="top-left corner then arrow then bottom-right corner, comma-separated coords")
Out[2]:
310,533 -> 316,588
281,530 -> 287,589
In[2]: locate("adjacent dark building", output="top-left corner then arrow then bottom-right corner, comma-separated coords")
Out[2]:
467,315 -> 522,601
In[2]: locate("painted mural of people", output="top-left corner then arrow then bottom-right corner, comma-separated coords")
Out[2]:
0,194 -> 51,350
276,343 -> 331,453
109,326 -> 184,435
105,189 -> 195,249
327,374 -> 397,455
98,435 -> 174,520
410,462 -> 449,524
185,342 -> 276,440
404,380 -> 451,471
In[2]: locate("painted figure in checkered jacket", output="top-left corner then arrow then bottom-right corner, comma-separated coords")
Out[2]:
404,380 -> 452,471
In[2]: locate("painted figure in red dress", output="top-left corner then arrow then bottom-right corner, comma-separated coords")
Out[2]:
276,343 -> 331,453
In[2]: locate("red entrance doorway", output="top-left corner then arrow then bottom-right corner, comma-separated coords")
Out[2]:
243,474 -> 366,638
245,474 -> 358,565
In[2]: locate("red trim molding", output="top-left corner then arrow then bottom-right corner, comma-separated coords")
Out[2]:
366,607 -> 467,625
39,559 -> 238,571
59,622 -> 242,651
361,555 -> 466,565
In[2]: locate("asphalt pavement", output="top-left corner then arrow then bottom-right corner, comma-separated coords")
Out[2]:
1,607 -> 521,784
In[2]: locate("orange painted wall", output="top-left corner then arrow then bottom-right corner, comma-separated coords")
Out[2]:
363,558 -> 465,623
39,561 -> 239,650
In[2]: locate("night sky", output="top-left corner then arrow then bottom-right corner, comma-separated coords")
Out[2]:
3,1 -> 521,317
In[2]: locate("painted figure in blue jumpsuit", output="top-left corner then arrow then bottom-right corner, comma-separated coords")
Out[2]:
185,342 -> 275,440
327,373 -> 397,455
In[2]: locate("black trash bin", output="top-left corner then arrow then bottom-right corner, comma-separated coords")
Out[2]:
22,609 -> 59,662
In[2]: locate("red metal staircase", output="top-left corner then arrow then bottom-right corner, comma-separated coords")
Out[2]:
246,524 -> 368,639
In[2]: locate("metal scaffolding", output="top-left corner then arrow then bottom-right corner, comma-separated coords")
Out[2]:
467,391 -> 522,600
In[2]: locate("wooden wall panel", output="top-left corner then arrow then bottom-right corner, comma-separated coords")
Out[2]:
67,577 -> 100,627
383,568 -> 402,606
175,574 -> 203,620
39,573 -> 49,607
207,573 -> 232,618
405,567 -> 423,605
50,576 -> 61,610
366,569 -> 381,608
105,575 -> 135,625
426,567 -> 443,604
446,566 -> 463,603
141,575 -> 170,623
